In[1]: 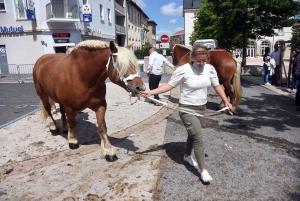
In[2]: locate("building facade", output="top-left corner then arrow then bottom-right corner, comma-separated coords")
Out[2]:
147,19 -> 157,47
127,0 -> 149,50
0,0 -> 123,66
170,30 -> 185,45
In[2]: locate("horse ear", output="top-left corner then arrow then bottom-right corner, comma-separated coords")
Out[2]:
109,41 -> 117,53
171,42 -> 175,48
126,43 -> 134,50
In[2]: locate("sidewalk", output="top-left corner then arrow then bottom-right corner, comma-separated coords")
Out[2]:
238,57 -> 296,99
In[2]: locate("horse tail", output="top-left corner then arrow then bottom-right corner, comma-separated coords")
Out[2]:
233,61 -> 242,106
39,97 -> 56,122
40,100 -> 48,122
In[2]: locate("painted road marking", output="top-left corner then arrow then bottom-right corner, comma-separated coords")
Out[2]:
0,108 -> 41,129
0,105 -> 6,107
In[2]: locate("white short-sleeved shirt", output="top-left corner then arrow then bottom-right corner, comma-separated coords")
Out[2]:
168,63 -> 219,106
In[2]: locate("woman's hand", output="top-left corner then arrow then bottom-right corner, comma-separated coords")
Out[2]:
139,91 -> 152,98
225,102 -> 233,112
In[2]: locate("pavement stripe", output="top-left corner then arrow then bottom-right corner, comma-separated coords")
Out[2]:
0,108 -> 41,129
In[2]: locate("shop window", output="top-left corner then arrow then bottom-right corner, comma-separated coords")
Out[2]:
0,0 -> 5,12
14,0 -> 27,19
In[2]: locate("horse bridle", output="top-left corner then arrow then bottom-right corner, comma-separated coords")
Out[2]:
105,53 -> 140,86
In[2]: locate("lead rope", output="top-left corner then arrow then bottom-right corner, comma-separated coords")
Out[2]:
146,96 -> 229,117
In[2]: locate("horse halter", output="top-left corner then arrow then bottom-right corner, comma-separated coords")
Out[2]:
105,53 -> 140,86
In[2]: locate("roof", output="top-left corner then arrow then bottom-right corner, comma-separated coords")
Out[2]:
172,30 -> 184,36
148,19 -> 157,26
127,0 -> 149,19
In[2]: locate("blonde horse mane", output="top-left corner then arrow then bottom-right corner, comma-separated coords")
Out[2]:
72,40 -> 139,78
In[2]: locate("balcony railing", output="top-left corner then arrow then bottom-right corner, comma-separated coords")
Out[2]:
116,24 -> 125,34
46,3 -> 79,22
115,2 -> 125,16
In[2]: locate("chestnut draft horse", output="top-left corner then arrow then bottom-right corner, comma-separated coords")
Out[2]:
33,40 -> 146,162
172,44 -> 242,111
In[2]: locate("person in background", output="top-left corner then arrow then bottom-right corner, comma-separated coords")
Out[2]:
270,42 -> 286,85
263,47 -> 271,85
295,49 -> 300,110
147,47 -> 175,105
288,51 -> 299,93
140,44 -> 233,182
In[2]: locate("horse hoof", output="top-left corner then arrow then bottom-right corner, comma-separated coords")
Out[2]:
105,155 -> 118,162
69,143 -> 79,149
63,130 -> 68,134
50,128 -> 59,135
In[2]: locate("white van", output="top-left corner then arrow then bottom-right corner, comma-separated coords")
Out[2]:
193,39 -> 218,50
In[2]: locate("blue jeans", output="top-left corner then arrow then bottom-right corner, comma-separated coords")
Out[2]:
263,64 -> 270,84
291,74 -> 298,90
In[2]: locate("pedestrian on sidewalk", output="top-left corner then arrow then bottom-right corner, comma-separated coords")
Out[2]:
263,47 -> 271,85
147,47 -> 175,105
295,51 -> 300,110
140,44 -> 233,182
270,42 -> 286,85
288,51 -> 299,93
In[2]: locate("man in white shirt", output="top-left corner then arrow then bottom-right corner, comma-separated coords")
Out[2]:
270,42 -> 286,85
147,47 -> 175,102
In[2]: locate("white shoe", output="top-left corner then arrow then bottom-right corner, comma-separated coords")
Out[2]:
201,170 -> 213,182
183,155 -> 198,167
265,82 -> 271,86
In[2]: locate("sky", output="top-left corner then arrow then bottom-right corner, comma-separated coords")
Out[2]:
133,0 -> 184,39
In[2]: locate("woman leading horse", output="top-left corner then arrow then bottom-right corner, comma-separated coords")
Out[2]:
172,44 -> 242,112
33,40 -> 145,162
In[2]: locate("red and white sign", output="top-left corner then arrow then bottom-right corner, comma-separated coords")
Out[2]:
160,34 -> 170,43
82,4 -> 91,14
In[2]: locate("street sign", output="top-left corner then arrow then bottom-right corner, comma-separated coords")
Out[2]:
160,34 -> 169,43
160,43 -> 170,49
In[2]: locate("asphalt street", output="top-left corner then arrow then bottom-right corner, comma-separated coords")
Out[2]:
0,72 -> 299,200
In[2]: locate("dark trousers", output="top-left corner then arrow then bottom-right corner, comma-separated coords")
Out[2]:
296,75 -> 300,106
271,65 -> 280,84
149,74 -> 161,100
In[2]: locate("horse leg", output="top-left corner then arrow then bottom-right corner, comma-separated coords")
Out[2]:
65,108 -> 79,149
59,104 -> 68,134
40,97 -> 58,134
96,105 -> 117,162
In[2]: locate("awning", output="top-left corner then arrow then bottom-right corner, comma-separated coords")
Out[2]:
53,43 -> 75,47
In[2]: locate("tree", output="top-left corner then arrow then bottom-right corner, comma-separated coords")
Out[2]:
191,0 -> 300,67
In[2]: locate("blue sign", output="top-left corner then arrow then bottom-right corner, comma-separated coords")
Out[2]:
295,14 -> 300,19
141,29 -> 144,41
0,25 -> 24,33
54,39 -> 70,43
83,14 -> 92,22
26,9 -> 36,20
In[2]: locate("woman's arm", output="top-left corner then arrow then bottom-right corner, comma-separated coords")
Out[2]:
213,85 -> 233,111
140,84 -> 174,98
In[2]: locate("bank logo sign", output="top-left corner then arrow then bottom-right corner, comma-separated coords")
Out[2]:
0,26 -> 24,33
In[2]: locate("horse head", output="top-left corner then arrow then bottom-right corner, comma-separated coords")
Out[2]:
172,45 -> 179,66
108,41 -> 146,96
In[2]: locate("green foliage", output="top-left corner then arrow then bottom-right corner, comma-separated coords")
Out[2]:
191,0 -> 300,65
291,24 -> 300,51
134,48 -> 172,59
